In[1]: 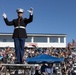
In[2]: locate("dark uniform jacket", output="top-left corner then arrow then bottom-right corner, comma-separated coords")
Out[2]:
4,15 -> 33,38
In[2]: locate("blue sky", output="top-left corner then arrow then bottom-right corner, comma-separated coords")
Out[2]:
0,0 -> 76,44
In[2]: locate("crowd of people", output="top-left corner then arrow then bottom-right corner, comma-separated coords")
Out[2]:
0,46 -> 76,75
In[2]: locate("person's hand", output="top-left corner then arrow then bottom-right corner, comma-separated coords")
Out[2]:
2,13 -> 7,19
27,7 -> 33,15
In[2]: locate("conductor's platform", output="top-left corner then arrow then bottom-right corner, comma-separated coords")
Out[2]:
1,64 -> 34,75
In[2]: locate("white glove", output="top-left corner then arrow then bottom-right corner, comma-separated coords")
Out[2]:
2,13 -> 7,18
27,7 -> 33,15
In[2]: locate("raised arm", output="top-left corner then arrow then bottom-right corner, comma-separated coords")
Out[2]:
2,13 -> 14,26
24,14 -> 33,24
24,7 -> 33,24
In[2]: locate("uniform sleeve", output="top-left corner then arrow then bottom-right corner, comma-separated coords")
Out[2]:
24,14 -> 33,24
4,18 -> 14,26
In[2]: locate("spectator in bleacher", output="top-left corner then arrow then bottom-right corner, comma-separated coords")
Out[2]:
41,63 -> 47,74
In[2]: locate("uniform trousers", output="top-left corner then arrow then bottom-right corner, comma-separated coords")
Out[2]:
14,38 -> 25,64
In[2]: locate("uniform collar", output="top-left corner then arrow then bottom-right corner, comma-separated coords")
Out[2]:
17,17 -> 23,20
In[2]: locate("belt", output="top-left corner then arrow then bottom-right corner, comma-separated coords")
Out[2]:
15,26 -> 25,29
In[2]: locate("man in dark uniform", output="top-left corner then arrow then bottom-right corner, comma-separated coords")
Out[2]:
2,7 -> 33,64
